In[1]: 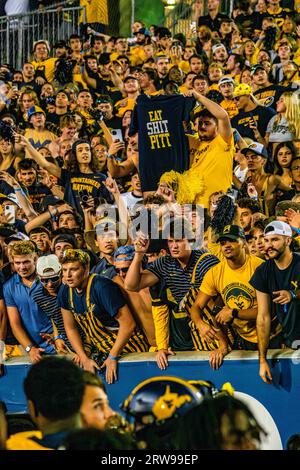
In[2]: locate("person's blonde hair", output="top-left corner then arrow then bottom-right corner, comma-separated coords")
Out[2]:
283,92 -> 300,139
10,240 -> 37,258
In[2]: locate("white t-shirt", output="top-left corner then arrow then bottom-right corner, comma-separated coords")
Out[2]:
120,191 -> 143,214
5,0 -> 29,15
234,165 -> 248,183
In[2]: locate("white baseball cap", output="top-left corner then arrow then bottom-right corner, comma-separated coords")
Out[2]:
212,43 -> 226,54
264,221 -> 293,238
37,254 -> 61,278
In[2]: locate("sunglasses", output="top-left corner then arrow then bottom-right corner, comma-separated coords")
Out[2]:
40,275 -> 61,285
115,266 -> 129,274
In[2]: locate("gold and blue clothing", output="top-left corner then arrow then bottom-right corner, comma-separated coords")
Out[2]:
57,274 -> 148,354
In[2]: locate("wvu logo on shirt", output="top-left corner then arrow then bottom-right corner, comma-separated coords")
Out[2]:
257,95 -> 275,108
152,385 -> 192,420
147,109 -> 172,150
223,283 -> 254,310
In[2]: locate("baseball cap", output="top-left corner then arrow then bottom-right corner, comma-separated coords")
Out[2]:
232,83 -> 252,97
95,94 -> 112,104
5,232 -> 29,244
250,64 -> 266,76
0,224 -> 16,238
27,106 -> 45,120
33,40 -> 50,53
114,244 -> 135,261
241,142 -> 269,159
264,221 -> 293,238
54,40 -> 67,49
217,225 -> 246,243
133,27 -> 150,37
212,43 -> 226,54
218,76 -> 235,88
123,75 -> 138,83
0,192 -> 21,207
53,233 -> 77,248
37,254 -> 61,278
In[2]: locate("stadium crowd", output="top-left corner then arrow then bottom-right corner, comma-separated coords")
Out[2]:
0,0 -> 300,450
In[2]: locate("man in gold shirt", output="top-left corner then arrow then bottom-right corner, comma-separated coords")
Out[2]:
190,225 -> 282,361
80,0 -> 108,29
31,40 -> 57,83
160,91 -> 234,206
187,90 -> 235,208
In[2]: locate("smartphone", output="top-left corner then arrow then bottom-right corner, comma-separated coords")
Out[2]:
12,81 -> 21,90
111,129 -> 124,143
4,204 -> 16,224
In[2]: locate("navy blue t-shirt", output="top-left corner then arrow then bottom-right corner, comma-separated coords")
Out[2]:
250,253 -> 300,347
57,275 -> 125,328
231,105 -> 276,140
60,169 -> 113,217
130,94 -> 195,192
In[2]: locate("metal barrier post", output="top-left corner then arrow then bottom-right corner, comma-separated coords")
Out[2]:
0,6 -> 86,68
5,19 -> 9,64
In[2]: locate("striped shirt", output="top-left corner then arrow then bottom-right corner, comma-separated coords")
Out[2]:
147,250 -> 220,304
31,284 -> 71,346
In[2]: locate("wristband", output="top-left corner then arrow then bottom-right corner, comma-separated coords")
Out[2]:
53,335 -> 63,341
14,187 -> 25,196
48,207 -> 58,221
108,353 -> 119,361
229,308 -> 239,324
291,226 -> 300,235
107,153 -> 115,160
290,290 -> 296,300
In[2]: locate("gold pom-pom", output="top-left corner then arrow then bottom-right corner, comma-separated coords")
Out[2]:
160,169 -> 205,204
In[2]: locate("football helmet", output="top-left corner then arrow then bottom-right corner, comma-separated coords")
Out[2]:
121,376 -> 204,427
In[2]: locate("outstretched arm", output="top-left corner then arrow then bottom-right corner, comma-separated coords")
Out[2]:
191,90 -> 232,141
14,134 -> 61,179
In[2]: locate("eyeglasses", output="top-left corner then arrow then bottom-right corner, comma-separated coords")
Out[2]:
40,275 -> 61,285
291,166 -> 300,171
115,266 -> 129,274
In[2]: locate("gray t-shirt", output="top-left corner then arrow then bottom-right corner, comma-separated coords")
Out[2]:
266,115 -> 294,143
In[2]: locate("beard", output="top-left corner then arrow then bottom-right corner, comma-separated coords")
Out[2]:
267,246 -> 285,259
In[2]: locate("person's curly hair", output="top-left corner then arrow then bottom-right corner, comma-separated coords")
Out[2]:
66,140 -> 101,173
10,240 -> 37,258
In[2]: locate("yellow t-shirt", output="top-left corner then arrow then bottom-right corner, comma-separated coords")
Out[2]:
188,134 -> 234,209
179,85 -> 189,94
114,97 -> 136,117
220,99 -> 238,119
80,0 -> 108,25
178,60 -> 190,74
128,47 -> 147,66
6,431 -> 51,450
200,255 -> 264,342
72,72 -> 88,90
24,128 -> 57,150
31,58 -> 57,83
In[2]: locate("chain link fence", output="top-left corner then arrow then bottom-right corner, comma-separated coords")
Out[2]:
0,5 -> 84,69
